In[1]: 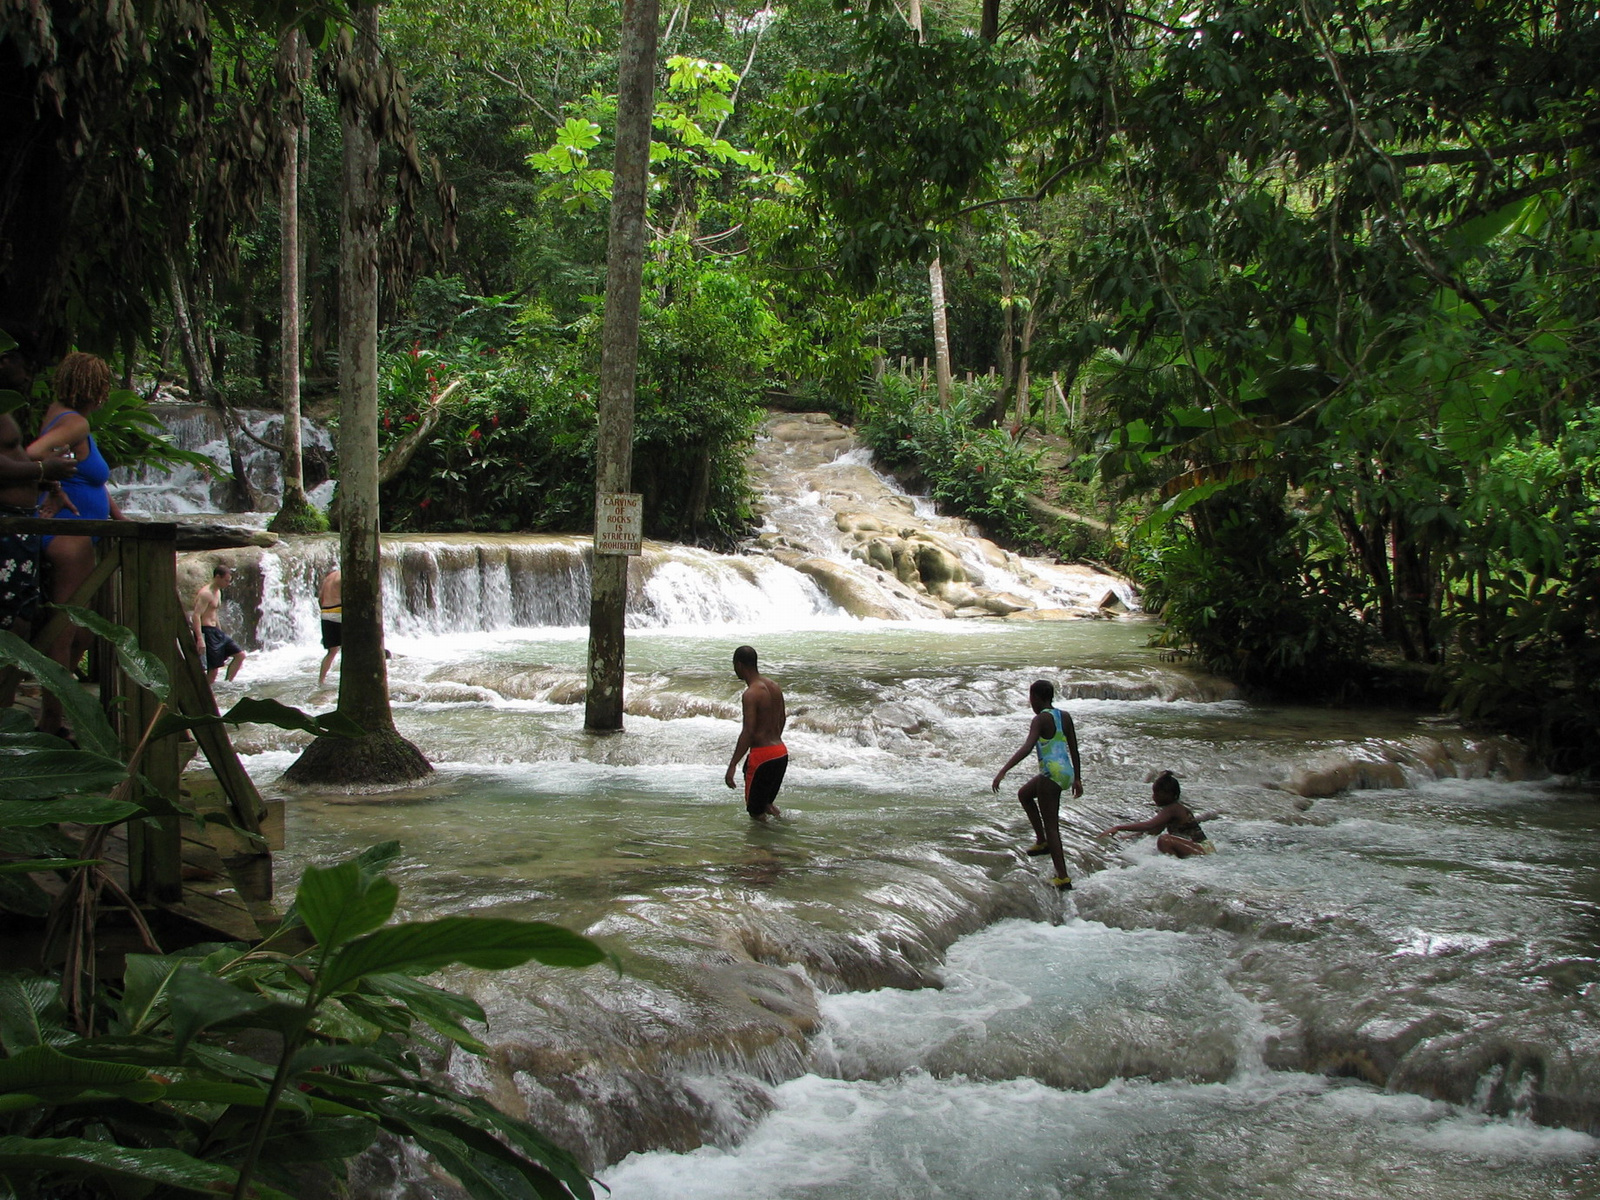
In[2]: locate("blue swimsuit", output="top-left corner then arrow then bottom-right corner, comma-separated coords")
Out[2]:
1035,708 -> 1076,788
37,411 -> 111,536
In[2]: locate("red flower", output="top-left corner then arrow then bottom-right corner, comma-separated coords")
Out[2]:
975,464 -> 985,473
469,429 -> 481,441
409,340 -> 421,360
406,413 -> 418,423
383,417 -> 392,429
491,414 -> 500,427
419,498 -> 431,509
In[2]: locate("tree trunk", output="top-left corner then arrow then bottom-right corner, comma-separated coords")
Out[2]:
269,26 -> 321,535
929,256 -> 953,408
168,255 -> 261,512
585,0 -> 660,733
906,0 -> 953,411
1014,301 -> 1037,427
285,7 -> 429,785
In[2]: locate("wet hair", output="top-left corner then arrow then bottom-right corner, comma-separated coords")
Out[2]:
213,564 -> 233,578
733,645 -> 758,670
1152,771 -> 1181,802
52,352 -> 111,413
1029,679 -> 1054,705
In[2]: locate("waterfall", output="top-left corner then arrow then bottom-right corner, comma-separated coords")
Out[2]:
235,535 -> 844,651
115,403 -> 334,517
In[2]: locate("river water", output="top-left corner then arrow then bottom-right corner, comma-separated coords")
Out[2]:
222,616 -> 1600,1198
154,408 -> 1600,1195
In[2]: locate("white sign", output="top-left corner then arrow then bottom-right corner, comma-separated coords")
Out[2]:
595,492 -> 643,556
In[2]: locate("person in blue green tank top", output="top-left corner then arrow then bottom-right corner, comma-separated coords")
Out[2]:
992,679 -> 1082,891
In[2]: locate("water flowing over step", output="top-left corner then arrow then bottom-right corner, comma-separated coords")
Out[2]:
165,408 -> 1135,648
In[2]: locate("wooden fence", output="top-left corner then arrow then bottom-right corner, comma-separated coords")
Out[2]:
1,517 -> 269,914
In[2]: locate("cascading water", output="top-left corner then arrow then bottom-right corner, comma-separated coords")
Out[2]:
158,410 -> 1597,1195
116,402 -> 336,518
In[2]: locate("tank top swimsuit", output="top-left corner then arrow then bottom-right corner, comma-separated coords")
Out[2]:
1035,707 -> 1076,788
37,411 -> 112,534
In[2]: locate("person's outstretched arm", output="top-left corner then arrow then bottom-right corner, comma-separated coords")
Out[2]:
992,714 -> 1045,792
1101,804 -> 1178,838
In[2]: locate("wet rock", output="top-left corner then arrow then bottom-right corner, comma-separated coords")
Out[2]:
786,556 -> 903,620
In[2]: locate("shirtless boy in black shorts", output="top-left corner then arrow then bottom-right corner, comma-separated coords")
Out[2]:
724,645 -> 787,819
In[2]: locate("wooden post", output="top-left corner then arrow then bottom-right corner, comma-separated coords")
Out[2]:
120,529 -> 183,905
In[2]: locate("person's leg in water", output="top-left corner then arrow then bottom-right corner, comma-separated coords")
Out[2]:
1017,773 -> 1049,851
1018,774 -> 1070,886
1156,832 -> 1209,858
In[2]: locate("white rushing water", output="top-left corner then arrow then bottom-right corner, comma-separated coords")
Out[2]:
152,405 -> 1600,1196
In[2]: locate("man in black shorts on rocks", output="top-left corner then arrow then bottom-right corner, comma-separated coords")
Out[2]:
724,645 -> 788,820
192,564 -> 247,685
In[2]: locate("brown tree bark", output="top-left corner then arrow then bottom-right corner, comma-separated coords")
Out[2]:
585,0 -> 660,733
269,26 -> 321,534
285,6 -> 429,785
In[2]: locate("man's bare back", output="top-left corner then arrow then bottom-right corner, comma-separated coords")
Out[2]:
725,645 -> 789,818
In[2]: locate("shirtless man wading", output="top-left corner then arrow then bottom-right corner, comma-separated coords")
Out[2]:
724,645 -> 788,819
192,564 -> 247,685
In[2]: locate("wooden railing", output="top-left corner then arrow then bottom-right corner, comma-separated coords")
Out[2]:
0,517 -> 268,906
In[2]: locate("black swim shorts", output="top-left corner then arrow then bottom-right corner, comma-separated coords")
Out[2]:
321,618 -> 342,650
202,625 -> 242,670
743,749 -> 788,817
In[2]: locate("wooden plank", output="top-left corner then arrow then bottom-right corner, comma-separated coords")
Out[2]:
0,517 -> 177,539
170,618 -> 266,839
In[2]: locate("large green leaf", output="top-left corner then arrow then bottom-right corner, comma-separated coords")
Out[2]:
150,697 -> 366,743
297,859 -> 399,953
0,631 -> 118,758
55,605 -> 170,702
0,974 -> 72,1053
0,857 -> 99,874
222,697 -> 365,739
0,750 -> 130,801
381,1102 -> 587,1200
0,1045 -> 160,1104
363,971 -> 488,1052
166,967 -> 290,1054
0,796 -> 142,827
0,1135 -> 292,1199
321,919 -> 604,996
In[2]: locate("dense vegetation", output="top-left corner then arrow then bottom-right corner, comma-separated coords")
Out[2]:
6,4 -> 1600,726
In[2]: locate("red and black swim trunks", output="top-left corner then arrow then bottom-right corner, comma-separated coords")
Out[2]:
743,743 -> 789,816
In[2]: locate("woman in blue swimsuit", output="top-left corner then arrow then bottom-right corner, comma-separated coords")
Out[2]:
27,353 -> 127,734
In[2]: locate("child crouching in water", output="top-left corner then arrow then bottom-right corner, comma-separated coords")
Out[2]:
1100,771 -> 1213,857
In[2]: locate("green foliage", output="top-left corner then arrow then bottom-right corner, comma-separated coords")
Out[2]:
859,374 -> 1042,546
0,616 -> 602,1197
377,263 -> 765,544
1143,490 -> 1367,695
0,846 -> 604,1200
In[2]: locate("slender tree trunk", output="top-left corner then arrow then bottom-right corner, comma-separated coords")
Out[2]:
270,27 -> 320,534
585,0 -> 660,733
168,255 -> 261,511
1014,302 -> 1037,427
906,0 -> 952,409
286,7 -> 429,785
929,257 -> 953,408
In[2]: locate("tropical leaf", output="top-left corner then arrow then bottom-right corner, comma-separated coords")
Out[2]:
321,918 -> 604,996
0,1045 -> 160,1104
0,1135 -> 291,1199
55,605 -> 170,701
0,631 -> 118,758
0,750 -> 130,801
297,859 -> 400,953
0,796 -> 142,827
0,974 -> 72,1053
